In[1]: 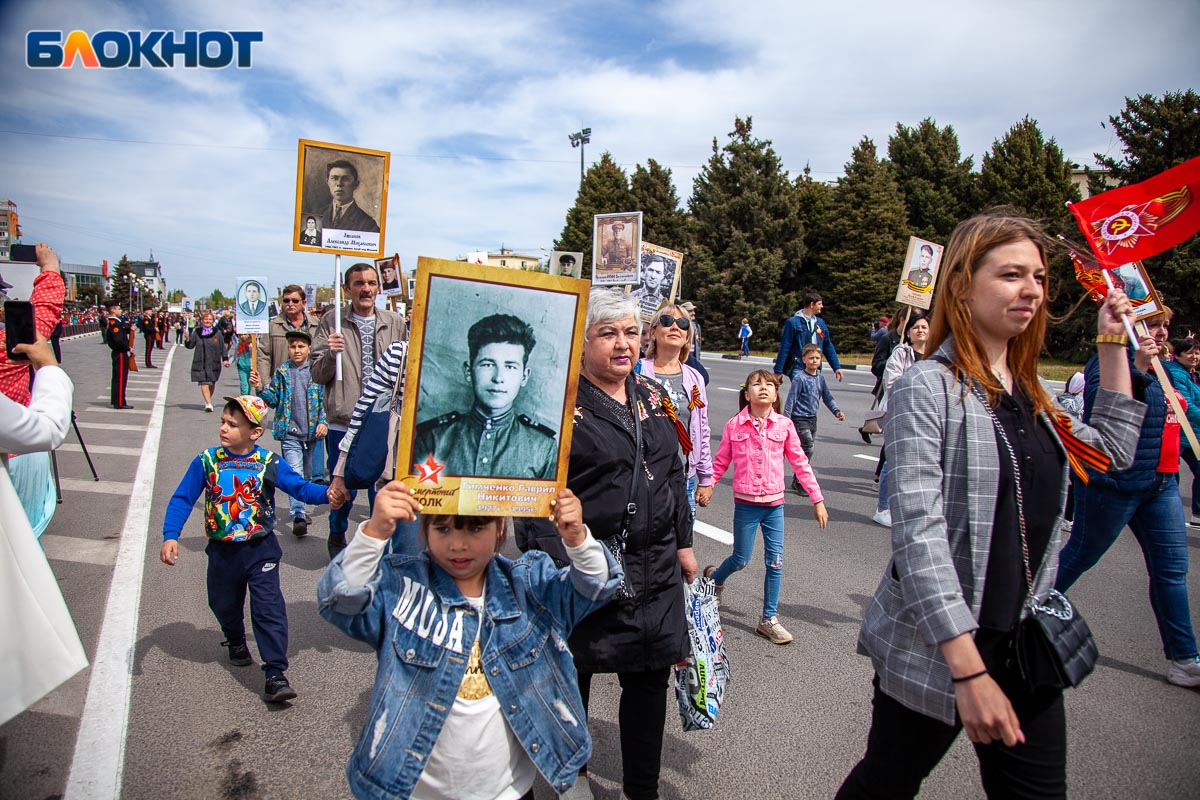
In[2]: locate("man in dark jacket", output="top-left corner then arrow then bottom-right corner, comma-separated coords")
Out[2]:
774,292 -> 843,383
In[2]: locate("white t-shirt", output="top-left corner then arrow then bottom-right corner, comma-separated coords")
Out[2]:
411,592 -> 535,800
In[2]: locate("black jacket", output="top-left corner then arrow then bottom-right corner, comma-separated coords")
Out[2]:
522,373 -> 692,673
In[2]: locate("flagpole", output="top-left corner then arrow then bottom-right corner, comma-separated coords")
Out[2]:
1056,230 -> 1140,352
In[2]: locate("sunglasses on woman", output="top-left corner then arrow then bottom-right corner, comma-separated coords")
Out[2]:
657,314 -> 691,331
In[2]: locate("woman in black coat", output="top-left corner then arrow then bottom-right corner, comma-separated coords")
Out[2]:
185,309 -> 229,412
558,289 -> 695,800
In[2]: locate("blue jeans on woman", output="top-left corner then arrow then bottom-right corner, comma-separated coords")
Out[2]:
711,501 -> 785,619
877,458 -> 890,511
1056,472 -> 1198,661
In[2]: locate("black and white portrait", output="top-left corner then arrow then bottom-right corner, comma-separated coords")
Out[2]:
294,139 -> 390,258
628,243 -> 682,324
376,255 -> 403,296
550,250 -> 584,280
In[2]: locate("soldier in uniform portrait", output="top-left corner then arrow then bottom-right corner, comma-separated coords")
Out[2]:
103,299 -> 134,408
413,313 -> 557,479
906,244 -> 936,291
601,221 -> 633,267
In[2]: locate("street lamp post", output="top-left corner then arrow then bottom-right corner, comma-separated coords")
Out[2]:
568,127 -> 591,186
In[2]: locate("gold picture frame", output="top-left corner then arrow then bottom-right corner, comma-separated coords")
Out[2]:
293,138 -> 390,258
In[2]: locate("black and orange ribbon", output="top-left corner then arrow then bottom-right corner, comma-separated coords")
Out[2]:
688,384 -> 705,411
661,394 -> 694,455
1051,413 -> 1111,484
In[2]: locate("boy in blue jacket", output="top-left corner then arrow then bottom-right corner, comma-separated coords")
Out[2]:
160,395 -> 345,703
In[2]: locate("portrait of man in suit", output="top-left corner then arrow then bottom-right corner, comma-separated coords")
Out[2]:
316,159 -> 380,233
237,280 -> 268,317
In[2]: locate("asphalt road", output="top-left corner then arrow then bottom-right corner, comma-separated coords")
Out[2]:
2,340 -> 1198,799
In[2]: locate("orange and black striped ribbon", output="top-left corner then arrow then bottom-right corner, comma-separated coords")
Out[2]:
661,394 -> 694,455
688,384 -> 705,411
1051,413 -> 1111,484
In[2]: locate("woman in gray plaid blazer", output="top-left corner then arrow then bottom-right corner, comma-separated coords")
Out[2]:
837,213 -> 1146,799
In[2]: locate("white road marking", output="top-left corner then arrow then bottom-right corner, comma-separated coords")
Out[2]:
86,407 -> 152,415
59,443 -> 142,456
75,422 -> 149,432
65,345 -> 175,800
718,387 -> 739,392
854,454 -> 880,462
58,479 -> 134,495
693,520 -> 734,545
846,381 -> 873,387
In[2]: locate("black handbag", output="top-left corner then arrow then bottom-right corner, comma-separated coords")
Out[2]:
972,384 -> 1099,692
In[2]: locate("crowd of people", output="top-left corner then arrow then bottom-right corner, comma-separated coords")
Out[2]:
4,209 -> 1199,799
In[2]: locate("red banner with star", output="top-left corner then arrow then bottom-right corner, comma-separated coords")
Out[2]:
1068,155 -> 1200,269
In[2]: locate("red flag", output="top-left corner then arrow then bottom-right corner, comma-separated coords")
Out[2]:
1068,155 -> 1200,269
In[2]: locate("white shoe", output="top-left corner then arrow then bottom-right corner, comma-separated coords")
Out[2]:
559,775 -> 594,799
204,403 -> 214,412
1167,656 -> 1200,688
872,509 -> 892,528
1188,515 -> 1200,529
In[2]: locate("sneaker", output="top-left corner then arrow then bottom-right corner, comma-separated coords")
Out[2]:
327,532 -> 347,560
872,509 -> 892,528
222,639 -> 252,667
1188,515 -> 1200,529
702,565 -> 724,606
204,403 -> 214,412
756,616 -> 793,645
264,673 -> 297,703
559,775 -> 594,800
292,517 -> 308,538
1167,656 -> 1200,688
790,476 -> 808,496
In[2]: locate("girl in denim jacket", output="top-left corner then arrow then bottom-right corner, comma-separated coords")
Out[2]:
318,481 -> 620,800
702,370 -> 828,645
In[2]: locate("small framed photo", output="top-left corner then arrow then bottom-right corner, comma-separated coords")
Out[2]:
592,211 -> 642,286
1078,260 -> 1164,320
304,282 -> 318,309
627,242 -> 682,324
376,254 -> 404,297
293,138 -> 390,258
235,276 -> 270,334
396,257 -> 590,516
549,250 -> 583,279
894,236 -> 944,310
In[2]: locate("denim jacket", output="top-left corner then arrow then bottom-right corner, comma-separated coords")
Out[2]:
317,547 -> 622,800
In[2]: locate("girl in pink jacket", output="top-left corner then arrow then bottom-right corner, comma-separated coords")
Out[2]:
702,370 -> 828,645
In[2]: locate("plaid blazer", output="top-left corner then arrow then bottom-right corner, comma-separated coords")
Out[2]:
857,340 -> 1146,724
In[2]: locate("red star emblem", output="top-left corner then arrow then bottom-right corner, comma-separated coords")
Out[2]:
415,454 -> 446,484
1091,202 -> 1158,255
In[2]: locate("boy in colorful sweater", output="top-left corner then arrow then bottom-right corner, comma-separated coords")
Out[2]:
251,329 -> 328,538
159,395 -> 344,703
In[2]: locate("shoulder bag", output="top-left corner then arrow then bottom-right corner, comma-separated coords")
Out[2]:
599,389 -> 642,601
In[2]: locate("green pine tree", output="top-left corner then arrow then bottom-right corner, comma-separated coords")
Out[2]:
555,152 -> 635,280
790,165 -> 835,305
1093,91 -> 1200,327
630,158 -> 688,253
888,118 -> 977,240
106,256 -> 136,309
686,117 -> 803,350
820,137 -> 910,349
979,117 -> 1086,359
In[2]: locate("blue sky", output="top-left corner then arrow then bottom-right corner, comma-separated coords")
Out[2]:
1,0 -> 1196,300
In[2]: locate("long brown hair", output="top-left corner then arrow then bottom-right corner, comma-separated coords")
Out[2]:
926,211 -> 1054,414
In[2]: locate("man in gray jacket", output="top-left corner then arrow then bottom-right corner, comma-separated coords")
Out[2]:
310,263 -> 405,557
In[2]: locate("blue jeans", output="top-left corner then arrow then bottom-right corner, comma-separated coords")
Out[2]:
1056,473 -> 1197,661
311,438 -> 326,481
711,502 -> 785,619
740,338 -> 750,356
877,457 -> 890,511
280,437 -> 315,520
1182,449 -> 1199,516
686,474 -> 697,518
325,428 -> 376,538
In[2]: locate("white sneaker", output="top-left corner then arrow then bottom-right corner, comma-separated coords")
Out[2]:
1188,515 -> 1200,529
1167,656 -> 1200,688
872,509 -> 892,528
559,775 -> 594,799
205,403 -> 214,412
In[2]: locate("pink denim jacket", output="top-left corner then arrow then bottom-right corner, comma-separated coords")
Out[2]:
712,407 -> 824,505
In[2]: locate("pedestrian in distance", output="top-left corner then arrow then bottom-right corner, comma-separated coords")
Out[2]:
185,309 -> 230,412
837,211 -> 1145,799
251,329 -> 328,539
102,299 -> 135,409
234,333 -> 255,396
782,343 -> 844,494
159,395 -> 346,704
703,369 -> 828,645
317,484 -> 619,800
1160,333 -> 1200,528
738,318 -> 753,357
871,312 -> 930,528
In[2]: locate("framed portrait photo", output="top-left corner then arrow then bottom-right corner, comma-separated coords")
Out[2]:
627,242 -> 683,324
592,211 -> 642,286
376,254 -> 404,297
235,276 -> 270,334
894,236 -> 944,310
293,138 -> 390,258
549,250 -> 584,280
396,257 -> 590,517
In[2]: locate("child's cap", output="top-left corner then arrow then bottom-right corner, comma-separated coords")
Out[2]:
223,395 -> 268,425
284,329 -> 312,343
1067,372 -> 1086,395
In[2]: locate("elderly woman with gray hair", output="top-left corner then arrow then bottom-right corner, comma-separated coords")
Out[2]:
522,288 -> 695,800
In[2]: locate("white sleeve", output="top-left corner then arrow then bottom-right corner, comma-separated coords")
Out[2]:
340,521 -> 392,587
564,529 -> 609,581
0,366 -> 74,453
